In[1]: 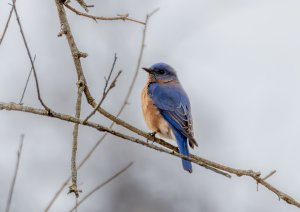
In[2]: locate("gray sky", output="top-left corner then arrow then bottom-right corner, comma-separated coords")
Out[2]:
1,0 -> 300,211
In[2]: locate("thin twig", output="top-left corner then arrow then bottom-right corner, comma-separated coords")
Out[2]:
19,55 -> 36,104
75,0 -> 93,12
75,198 -> 78,212
12,0 -> 51,113
64,3 -> 145,25
83,70 -> 121,123
5,134 -> 24,212
119,9 -> 159,111
83,54 -> 121,123
0,1 -> 14,46
44,136 -> 105,212
69,78 -> 85,197
262,170 -> 277,181
69,162 -> 133,212
1,102 -> 300,208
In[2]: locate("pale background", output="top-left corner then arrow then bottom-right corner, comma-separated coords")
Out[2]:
0,0 -> 300,211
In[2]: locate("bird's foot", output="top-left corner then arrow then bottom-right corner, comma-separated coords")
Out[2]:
147,131 -> 157,143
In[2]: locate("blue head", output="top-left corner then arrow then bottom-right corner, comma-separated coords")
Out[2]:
142,63 -> 178,82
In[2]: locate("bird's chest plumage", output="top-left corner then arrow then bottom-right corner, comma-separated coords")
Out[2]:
141,84 -> 173,139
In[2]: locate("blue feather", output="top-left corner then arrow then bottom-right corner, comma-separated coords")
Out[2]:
148,82 -> 196,172
163,113 -> 193,173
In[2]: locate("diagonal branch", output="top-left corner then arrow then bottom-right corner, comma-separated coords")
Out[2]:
69,162 -> 133,212
64,3 -> 145,25
83,54 -> 121,123
19,55 -> 36,104
1,102 -> 300,208
0,102 -> 230,176
0,1 -> 14,47
5,134 -> 24,212
12,0 -> 51,113
74,0 -> 93,12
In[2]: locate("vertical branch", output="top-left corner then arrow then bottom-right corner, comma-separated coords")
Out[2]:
12,0 -> 51,112
45,9 -> 157,211
5,134 -> 24,212
69,78 -> 85,197
54,0 -> 91,99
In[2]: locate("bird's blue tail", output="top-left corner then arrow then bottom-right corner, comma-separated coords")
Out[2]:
173,129 -> 192,173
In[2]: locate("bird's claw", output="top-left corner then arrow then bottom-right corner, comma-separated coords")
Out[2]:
147,131 -> 156,143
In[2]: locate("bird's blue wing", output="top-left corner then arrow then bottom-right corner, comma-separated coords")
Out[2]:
148,82 -> 197,148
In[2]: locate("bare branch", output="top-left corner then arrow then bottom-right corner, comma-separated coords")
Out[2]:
5,134 -> 24,212
262,170 -> 276,181
83,54 -> 121,123
1,102 -> 300,208
12,0 -> 51,113
0,102 -> 232,176
69,78 -> 85,197
0,2 -> 14,47
119,9 -> 158,111
64,3 -> 145,25
54,0 -> 93,104
69,162 -> 133,212
74,0 -> 93,12
19,55 -> 36,104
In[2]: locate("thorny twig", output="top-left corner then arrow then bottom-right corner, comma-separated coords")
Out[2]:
5,134 -> 24,212
69,162 -> 133,212
1,102 -> 300,208
12,0 -> 51,113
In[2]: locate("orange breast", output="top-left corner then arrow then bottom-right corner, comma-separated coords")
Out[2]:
141,83 -> 173,139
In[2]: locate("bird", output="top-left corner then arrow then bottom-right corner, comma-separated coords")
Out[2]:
141,63 -> 198,173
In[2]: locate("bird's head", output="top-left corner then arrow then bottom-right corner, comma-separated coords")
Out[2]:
142,63 -> 178,82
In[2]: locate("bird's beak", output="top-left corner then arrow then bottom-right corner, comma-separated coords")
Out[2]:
142,67 -> 153,74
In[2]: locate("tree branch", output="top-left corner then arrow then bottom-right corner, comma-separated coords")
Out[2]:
12,0 -> 51,112
19,55 -> 36,104
5,134 -> 24,212
1,102 -> 300,208
83,54 -> 121,123
64,3 -> 145,25
0,1 -> 14,47
69,78 -> 85,197
69,162 -> 133,212
74,0 -> 93,12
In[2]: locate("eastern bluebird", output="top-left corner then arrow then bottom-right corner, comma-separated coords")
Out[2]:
141,63 -> 198,173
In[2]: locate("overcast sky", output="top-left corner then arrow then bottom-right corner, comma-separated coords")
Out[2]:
1,0 -> 300,212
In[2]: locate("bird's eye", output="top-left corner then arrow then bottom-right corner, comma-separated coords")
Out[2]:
157,69 -> 165,74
